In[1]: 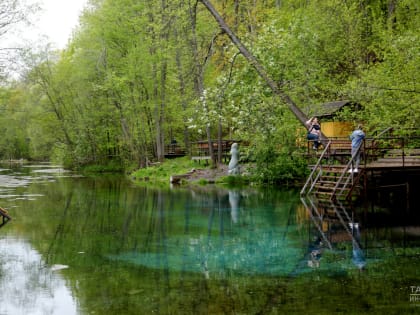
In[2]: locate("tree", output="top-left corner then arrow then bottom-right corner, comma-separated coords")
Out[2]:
0,0 -> 417,180
0,0 -> 38,79
199,0 -> 309,128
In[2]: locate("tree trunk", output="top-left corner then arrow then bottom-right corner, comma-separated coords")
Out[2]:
174,19 -> 191,155
218,117 -> 223,164
199,0 -> 312,130
189,0 -> 215,165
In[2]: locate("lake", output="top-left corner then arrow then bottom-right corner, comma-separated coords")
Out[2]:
0,163 -> 419,314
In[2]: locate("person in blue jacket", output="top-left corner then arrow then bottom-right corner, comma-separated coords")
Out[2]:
349,125 -> 365,173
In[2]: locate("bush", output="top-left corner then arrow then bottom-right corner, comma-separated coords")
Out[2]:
251,144 -> 308,185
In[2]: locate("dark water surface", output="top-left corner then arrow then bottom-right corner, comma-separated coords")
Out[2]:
0,164 -> 419,314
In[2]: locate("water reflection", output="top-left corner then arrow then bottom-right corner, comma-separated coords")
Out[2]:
0,238 -> 77,315
300,196 -> 369,271
0,164 -> 418,314
228,190 -> 240,223
110,187 -> 304,278
350,222 -> 366,270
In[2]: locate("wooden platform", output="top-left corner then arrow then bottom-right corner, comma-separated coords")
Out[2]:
366,156 -> 420,169
301,132 -> 420,201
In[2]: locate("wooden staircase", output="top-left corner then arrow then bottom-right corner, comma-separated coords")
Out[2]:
313,165 -> 364,201
300,140 -> 364,201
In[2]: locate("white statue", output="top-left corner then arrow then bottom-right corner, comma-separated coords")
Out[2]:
228,142 -> 240,175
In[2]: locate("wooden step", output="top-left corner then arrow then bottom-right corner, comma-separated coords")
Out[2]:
318,174 -> 350,184
315,191 -> 335,198
318,177 -> 352,184
317,180 -> 339,185
316,180 -> 350,187
315,190 -> 350,199
322,165 -> 347,170
317,199 -> 352,207
315,184 -> 349,190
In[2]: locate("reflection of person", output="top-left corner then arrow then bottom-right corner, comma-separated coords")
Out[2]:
306,117 -> 321,150
349,125 -> 365,173
349,222 -> 366,270
307,249 -> 321,268
307,236 -> 322,268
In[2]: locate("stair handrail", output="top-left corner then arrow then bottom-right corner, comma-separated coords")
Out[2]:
366,126 -> 393,161
300,140 -> 331,196
334,126 -> 394,200
373,126 -> 393,139
333,142 -> 362,199
331,201 -> 364,255
300,196 -> 333,249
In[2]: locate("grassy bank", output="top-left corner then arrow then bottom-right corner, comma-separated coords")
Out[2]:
129,157 -> 254,187
130,157 -> 204,183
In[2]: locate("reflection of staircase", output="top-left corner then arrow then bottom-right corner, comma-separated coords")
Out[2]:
300,196 -> 359,245
300,197 -> 332,249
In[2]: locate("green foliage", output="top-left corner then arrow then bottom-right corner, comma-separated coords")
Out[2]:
251,143 -> 308,185
80,160 -> 125,174
0,0 -> 418,182
344,28 -> 419,130
0,85 -> 31,160
246,116 -> 308,185
218,175 -> 251,187
197,178 -> 210,185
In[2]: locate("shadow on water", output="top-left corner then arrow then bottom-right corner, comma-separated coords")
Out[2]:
0,163 -> 419,314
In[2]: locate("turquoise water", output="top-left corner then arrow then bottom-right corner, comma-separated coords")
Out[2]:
0,164 -> 419,314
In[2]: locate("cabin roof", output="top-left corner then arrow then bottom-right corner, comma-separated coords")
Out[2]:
305,100 -> 359,119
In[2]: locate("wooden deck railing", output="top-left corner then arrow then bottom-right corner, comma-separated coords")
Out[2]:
191,139 -> 242,163
300,126 -> 418,201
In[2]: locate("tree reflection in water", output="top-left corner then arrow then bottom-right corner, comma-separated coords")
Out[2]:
0,165 -> 419,314
109,187 -> 305,278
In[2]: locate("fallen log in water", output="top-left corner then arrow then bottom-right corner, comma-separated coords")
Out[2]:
170,174 -> 191,184
0,207 -> 11,219
0,207 -> 11,227
170,169 -> 197,184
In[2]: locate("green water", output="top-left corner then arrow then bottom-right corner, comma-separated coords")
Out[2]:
0,164 -> 419,314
